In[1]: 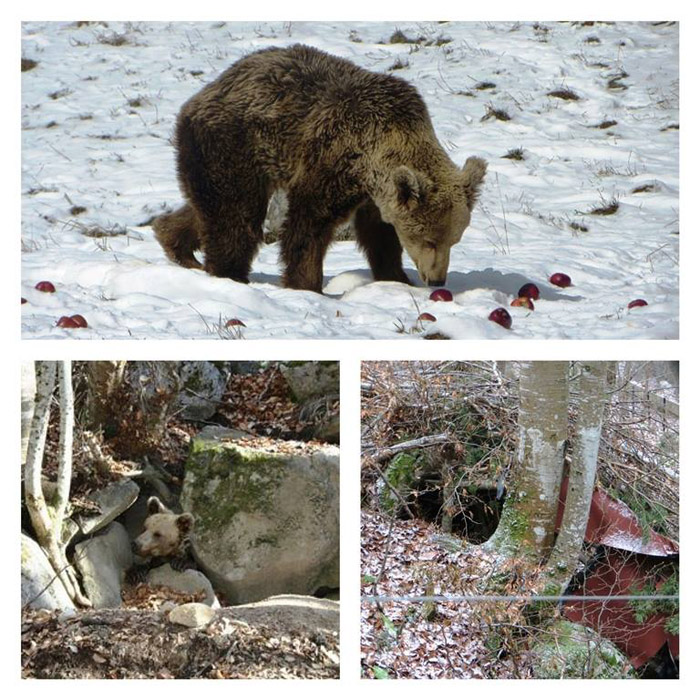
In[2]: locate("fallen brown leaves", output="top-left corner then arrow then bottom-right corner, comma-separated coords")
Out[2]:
121,582 -> 206,610
216,366 -> 310,438
230,434 -> 329,456
21,606 -> 338,679
360,510 -> 534,679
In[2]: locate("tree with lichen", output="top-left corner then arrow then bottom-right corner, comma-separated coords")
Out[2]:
482,361 -> 612,599
544,362 -> 609,590
483,361 -> 569,561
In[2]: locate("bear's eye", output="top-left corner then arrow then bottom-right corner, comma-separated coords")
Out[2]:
153,532 -> 162,539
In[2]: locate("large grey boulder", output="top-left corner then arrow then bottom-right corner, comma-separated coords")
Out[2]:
21,533 -> 75,611
279,362 -> 339,403
77,479 -> 139,535
181,427 -> 339,604
125,361 -> 230,423
176,361 -> 230,421
226,595 -> 339,636
74,522 -> 133,608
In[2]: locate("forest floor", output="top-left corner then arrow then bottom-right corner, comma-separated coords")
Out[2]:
22,603 -> 339,679
360,510 -> 536,679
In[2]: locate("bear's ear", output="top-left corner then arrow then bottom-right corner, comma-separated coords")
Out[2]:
392,166 -> 425,208
176,513 -> 195,535
462,157 -> 487,210
146,496 -> 168,515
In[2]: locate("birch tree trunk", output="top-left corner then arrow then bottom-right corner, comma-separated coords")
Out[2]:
483,361 -> 569,561
24,361 -> 90,607
24,361 -> 57,530
21,361 -> 36,465
53,362 -> 75,539
545,362 -> 610,588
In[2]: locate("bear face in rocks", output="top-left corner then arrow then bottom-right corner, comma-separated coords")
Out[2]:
133,496 -> 194,559
153,44 -> 487,292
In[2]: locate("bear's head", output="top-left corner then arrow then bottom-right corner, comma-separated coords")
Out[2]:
380,156 -> 487,287
133,496 -> 195,558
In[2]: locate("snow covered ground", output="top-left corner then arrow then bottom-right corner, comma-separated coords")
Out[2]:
21,21 -> 679,339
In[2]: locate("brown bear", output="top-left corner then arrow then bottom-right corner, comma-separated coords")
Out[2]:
154,44 -> 487,291
133,496 -> 194,559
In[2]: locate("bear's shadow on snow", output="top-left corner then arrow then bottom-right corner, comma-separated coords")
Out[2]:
445,268 -> 582,301
312,266 -> 582,301
248,271 -> 287,287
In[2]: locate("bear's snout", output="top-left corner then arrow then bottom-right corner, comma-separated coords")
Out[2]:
428,278 -> 446,288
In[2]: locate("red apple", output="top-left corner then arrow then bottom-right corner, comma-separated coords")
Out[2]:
225,318 -> 246,327
429,288 -> 453,302
35,281 -> 56,293
488,307 -> 512,329
56,316 -> 80,328
518,283 -> 540,300
70,314 -> 88,327
510,296 -> 534,310
628,299 -> 648,309
549,273 -> 572,288
418,312 -> 437,322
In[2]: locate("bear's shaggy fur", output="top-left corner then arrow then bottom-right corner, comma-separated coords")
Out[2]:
133,496 -> 194,559
154,44 -> 487,291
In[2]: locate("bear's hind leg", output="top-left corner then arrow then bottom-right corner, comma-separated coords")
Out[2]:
176,115 -> 268,283
153,204 -> 203,270
199,203 -> 267,284
354,200 -> 410,285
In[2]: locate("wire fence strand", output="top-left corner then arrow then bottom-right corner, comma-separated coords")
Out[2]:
363,594 -> 679,603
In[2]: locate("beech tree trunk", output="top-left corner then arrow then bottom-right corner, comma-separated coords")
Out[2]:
85,360 -> 127,435
545,362 -> 610,588
484,361 -> 569,561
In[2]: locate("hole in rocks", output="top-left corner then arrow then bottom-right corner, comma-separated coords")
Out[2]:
395,475 -> 505,544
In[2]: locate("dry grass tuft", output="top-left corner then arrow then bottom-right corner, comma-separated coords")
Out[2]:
548,88 -> 581,101
481,104 -> 511,122
503,148 -> 525,161
589,197 -> 619,216
21,57 -> 38,72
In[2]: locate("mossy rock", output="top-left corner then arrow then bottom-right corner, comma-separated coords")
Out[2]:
181,427 -> 339,604
531,620 -> 635,678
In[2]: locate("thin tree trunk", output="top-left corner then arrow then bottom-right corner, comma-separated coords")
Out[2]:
21,360 -> 36,465
24,361 -> 57,537
546,362 -> 610,589
441,462 -> 455,534
24,361 -> 90,607
53,361 -> 74,539
85,360 -> 127,434
483,361 -> 569,561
